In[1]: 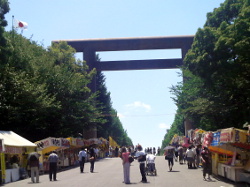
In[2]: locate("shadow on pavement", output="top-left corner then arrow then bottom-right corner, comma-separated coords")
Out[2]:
212,175 -> 250,187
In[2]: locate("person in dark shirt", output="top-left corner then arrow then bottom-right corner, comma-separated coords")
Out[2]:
88,146 -> 96,173
28,152 -> 40,183
48,151 -> 59,181
201,147 -> 212,180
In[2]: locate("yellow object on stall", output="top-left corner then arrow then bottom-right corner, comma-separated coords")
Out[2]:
208,146 -> 234,156
0,153 -> 5,183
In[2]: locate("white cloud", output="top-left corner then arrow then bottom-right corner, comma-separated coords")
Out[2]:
125,101 -> 151,112
159,123 -> 170,129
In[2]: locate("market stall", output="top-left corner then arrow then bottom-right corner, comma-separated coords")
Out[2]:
35,137 -> 70,172
0,131 -> 37,184
66,137 -> 85,166
209,128 -> 250,183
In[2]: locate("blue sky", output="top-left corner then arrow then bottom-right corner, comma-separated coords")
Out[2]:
5,0 -> 225,149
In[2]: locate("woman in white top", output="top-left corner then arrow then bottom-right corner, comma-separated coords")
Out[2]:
186,146 -> 196,169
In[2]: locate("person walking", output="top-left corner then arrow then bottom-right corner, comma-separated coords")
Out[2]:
28,152 -> 40,183
88,146 -> 96,173
135,144 -> 147,183
164,148 -> 175,171
195,145 -> 201,168
121,147 -> 130,184
201,147 -> 212,180
78,148 -> 87,173
48,151 -> 59,181
178,146 -> 184,164
115,146 -> 119,157
186,146 -> 196,169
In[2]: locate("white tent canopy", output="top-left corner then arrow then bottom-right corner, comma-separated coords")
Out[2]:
0,131 -> 36,147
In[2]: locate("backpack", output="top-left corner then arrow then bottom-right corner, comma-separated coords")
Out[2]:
29,154 -> 38,161
138,154 -> 146,162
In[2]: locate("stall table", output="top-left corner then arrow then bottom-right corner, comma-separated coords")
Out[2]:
5,168 -> 20,183
218,163 -> 244,182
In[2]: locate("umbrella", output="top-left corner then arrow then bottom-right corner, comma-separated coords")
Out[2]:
163,146 -> 175,150
177,146 -> 183,150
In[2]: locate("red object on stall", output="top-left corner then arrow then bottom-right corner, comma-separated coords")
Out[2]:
231,142 -> 250,150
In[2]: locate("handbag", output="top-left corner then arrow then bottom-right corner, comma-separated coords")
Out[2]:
128,156 -> 134,163
165,155 -> 169,160
89,156 -> 95,161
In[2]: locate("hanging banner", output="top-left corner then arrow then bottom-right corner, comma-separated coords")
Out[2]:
109,136 -> 119,148
61,138 -> 70,147
202,132 -> 213,147
5,146 -> 22,154
234,129 -> 248,143
76,138 -> 84,146
67,137 -> 78,146
211,131 -> 220,146
220,128 -> 234,143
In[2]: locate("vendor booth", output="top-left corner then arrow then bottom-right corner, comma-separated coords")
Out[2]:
0,131 -> 37,184
168,127 -> 250,184
66,137 -> 85,166
208,128 -> 250,183
35,137 -> 70,172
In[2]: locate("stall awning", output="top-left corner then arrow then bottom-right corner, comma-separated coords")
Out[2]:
35,137 -> 70,154
0,131 -> 36,147
208,146 -> 234,156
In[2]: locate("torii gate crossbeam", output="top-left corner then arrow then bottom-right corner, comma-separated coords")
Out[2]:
53,35 -> 194,71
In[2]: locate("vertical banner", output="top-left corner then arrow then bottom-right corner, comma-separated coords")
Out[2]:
109,136 -> 119,148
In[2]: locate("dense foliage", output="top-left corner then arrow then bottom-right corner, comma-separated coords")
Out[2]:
162,0 -> 250,148
0,1 -> 133,146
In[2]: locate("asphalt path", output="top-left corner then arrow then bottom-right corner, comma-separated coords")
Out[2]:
3,156 -> 249,187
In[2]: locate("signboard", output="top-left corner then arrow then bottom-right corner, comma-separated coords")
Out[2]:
76,138 -> 84,146
36,137 -> 71,150
36,138 -> 53,149
220,128 -> 234,142
5,146 -> 22,154
211,131 -> 220,146
61,138 -> 70,147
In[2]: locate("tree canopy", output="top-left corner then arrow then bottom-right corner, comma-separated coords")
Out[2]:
0,1 -> 133,146
162,0 -> 250,147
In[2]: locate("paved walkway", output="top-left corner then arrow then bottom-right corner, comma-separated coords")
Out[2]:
2,156 -> 249,187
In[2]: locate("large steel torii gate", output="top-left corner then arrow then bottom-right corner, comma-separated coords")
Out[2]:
53,35 -> 194,138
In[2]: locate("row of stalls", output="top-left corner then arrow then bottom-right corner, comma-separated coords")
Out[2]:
0,131 -> 109,184
35,137 -> 109,173
170,127 -> 250,184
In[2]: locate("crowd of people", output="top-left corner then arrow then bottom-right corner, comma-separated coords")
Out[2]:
25,143 -> 211,184
26,145 -> 99,184
163,144 -> 212,181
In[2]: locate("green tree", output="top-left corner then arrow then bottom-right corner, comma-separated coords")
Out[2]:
0,0 -> 9,63
184,0 -> 250,129
162,0 -> 250,147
